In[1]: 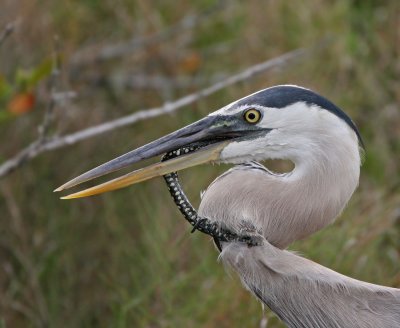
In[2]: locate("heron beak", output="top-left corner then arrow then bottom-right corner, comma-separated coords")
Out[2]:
55,115 -> 245,199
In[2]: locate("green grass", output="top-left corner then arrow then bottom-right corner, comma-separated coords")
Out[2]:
0,1 -> 399,327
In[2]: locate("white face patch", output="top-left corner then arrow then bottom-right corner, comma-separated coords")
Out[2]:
215,101 -> 360,165
202,85 -> 361,167
220,136 -> 274,163
219,138 -> 261,164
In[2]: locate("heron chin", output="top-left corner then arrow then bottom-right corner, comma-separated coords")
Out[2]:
56,85 -> 400,328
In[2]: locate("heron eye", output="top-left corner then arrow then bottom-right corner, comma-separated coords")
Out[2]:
244,109 -> 261,124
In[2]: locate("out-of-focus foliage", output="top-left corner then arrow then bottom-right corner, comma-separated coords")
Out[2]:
0,58 -> 52,121
0,1 -> 399,327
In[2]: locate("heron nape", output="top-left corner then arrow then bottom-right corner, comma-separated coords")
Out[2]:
56,85 -> 400,327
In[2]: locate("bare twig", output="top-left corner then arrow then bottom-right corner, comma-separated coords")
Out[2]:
70,0 -> 228,66
0,140 -> 42,178
0,36 -> 65,178
0,22 -> 15,47
0,46 -> 312,178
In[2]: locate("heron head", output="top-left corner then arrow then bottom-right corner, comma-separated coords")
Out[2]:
56,85 -> 362,199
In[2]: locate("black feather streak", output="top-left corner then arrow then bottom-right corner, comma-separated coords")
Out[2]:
237,85 -> 364,148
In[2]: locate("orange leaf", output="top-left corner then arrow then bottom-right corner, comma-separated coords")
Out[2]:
179,52 -> 202,73
7,93 -> 35,115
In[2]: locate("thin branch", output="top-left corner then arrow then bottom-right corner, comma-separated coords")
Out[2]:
0,22 -> 15,47
0,141 -> 42,178
0,45 -> 314,178
49,47 -> 309,148
0,36 -> 66,178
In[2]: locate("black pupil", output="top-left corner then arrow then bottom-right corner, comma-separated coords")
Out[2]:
248,112 -> 256,120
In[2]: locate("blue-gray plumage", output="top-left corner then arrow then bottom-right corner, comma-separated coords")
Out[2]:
58,85 -> 400,327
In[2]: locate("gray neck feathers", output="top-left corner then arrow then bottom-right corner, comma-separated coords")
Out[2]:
220,240 -> 400,328
199,135 -> 361,249
197,127 -> 400,327
197,108 -> 397,327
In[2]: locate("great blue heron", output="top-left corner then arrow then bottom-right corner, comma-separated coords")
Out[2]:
56,85 -> 400,327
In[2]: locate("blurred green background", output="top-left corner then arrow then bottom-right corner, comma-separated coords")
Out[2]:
0,1 -> 399,327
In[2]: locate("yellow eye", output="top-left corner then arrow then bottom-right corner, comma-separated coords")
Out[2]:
244,108 -> 261,124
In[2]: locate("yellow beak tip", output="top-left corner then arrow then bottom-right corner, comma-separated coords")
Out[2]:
60,195 -> 77,200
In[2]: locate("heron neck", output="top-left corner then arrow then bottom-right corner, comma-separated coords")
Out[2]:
199,137 -> 361,249
281,139 -> 361,238
221,240 -> 400,328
